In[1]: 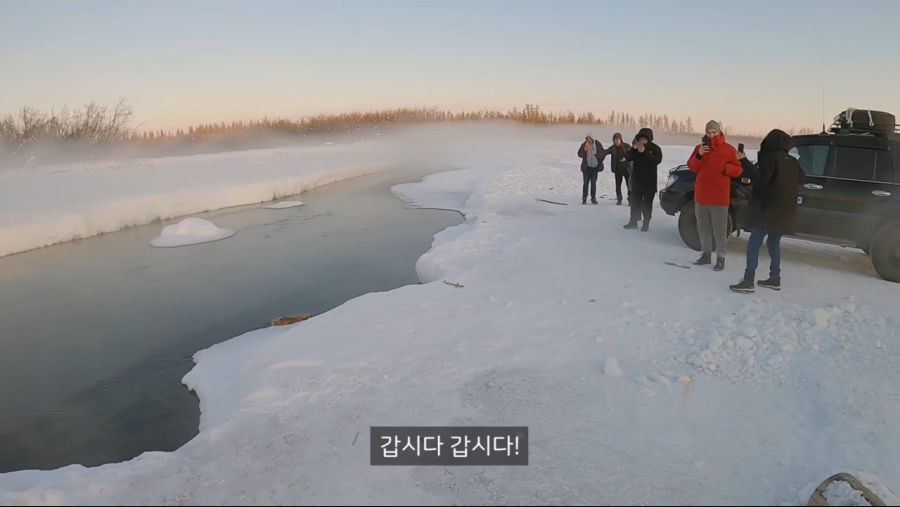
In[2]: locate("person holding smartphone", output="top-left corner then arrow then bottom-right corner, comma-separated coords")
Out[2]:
603,132 -> 632,205
624,128 -> 663,231
730,130 -> 806,293
577,133 -> 605,205
686,120 -> 742,271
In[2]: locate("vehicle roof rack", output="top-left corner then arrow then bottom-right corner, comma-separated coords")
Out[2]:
827,121 -> 899,136
827,109 -> 898,138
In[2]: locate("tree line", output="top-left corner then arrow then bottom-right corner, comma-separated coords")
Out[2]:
2,101 -> 813,158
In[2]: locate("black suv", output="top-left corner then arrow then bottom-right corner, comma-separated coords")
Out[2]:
660,109 -> 900,282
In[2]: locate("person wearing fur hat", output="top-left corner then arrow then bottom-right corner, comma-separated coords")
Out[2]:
577,133 -> 605,205
603,132 -> 631,205
686,120 -> 743,271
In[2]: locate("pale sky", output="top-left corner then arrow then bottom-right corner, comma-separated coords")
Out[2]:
2,0 -> 899,133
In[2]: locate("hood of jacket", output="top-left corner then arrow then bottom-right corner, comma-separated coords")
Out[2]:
635,128 -> 654,143
759,129 -> 791,153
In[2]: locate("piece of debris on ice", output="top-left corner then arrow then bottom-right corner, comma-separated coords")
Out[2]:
263,200 -> 305,209
604,358 -> 623,377
149,217 -> 236,248
271,314 -> 311,327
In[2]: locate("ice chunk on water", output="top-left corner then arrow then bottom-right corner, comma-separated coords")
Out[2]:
149,218 -> 236,248
263,201 -> 305,209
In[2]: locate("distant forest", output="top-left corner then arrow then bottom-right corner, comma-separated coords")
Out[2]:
0,100 -> 815,165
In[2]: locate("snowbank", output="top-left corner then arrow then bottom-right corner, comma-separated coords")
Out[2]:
149,218 -> 235,248
0,143 -> 389,257
2,134 -> 898,505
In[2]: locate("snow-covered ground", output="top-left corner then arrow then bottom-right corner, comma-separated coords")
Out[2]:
2,130 -> 899,505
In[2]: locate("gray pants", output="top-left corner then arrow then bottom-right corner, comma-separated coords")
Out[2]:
696,203 -> 729,258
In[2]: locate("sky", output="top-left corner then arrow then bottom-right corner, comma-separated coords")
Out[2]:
1,0 -> 899,134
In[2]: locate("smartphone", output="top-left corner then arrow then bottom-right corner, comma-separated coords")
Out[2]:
738,143 -> 745,153
702,135 -> 709,147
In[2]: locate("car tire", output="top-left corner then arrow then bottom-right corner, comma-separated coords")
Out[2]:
870,224 -> 900,283
678,200 -> 702,251
679,200 -> 734,252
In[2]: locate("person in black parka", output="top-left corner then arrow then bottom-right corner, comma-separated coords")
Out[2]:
624,128 -> 663,231
730,129 -> 805,293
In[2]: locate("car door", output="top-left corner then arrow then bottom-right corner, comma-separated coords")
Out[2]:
822,145 -> 896,245
788,142 -> 833,236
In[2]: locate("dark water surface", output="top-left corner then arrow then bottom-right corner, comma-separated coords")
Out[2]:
0,167 -> 462,472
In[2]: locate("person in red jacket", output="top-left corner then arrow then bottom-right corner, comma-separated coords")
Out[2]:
686,121 -> 742,271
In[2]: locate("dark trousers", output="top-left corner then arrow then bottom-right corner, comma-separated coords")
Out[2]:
582,168 -> 599,201
630,190 -> 655,223
744,228 -> 782,282
614,169 -> 630,203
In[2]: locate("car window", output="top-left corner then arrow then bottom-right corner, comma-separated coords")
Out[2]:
789,145 -> 829,177
874,151 -> 893,183
832,147 -> 878,180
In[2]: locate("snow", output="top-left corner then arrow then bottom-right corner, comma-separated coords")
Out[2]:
263,200 -> 305,209
824,480 -> 871,506
148,218 -> 235,248
604,358 -> 623,378
0,141 -> 396,257
1,128 -> 899,505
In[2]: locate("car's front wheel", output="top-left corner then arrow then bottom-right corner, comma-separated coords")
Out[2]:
678,200 -> 735,252
678,200 -> 702,251
870,224 -> 900,283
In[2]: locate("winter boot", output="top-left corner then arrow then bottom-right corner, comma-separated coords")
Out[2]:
729,279 -> 755,294
758,276 -> 781,290
714,257 -> 726,271
694,253 -> 712,265
623,221 -> 639,230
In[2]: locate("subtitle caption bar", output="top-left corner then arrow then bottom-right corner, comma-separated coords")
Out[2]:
370,426 -> 529,466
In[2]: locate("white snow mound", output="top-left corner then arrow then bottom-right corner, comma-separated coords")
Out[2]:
149,218 -> 235,248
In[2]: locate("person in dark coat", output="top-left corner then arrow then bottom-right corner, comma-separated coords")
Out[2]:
730,129 -> 805,293
577,133 -> 605,205
604,132 -> 632,205
624,128 -> 663,231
